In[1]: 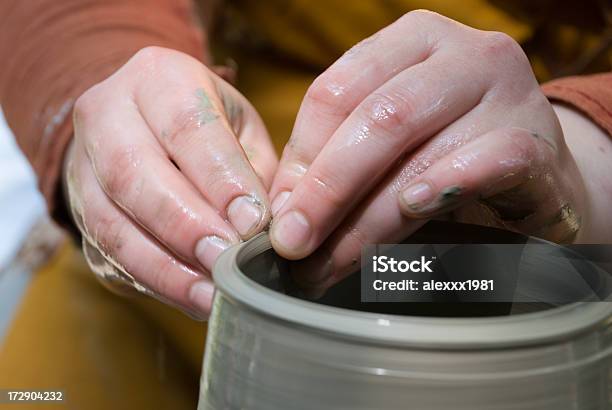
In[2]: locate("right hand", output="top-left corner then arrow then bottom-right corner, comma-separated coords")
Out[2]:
64,47 -> 277,319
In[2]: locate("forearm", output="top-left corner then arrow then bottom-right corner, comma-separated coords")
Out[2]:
543,72 -> 612,243
0,0 -> 209,219
555,103 -> 612,243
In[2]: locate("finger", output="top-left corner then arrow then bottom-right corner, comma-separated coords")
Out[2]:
270,52 -> 489,259
132,50 -> 271,239
82,239 -> 141,297
400,126 -> 580,241
218,82 -> 279,189
289,126 -> 552,288
288,213 -> 427,293
74,150 -> 216,318
381,87 -> 561,187
74,92 -> 240,273
288,185 -> 429,292
398,127 -> 552,218
270,10 -> 459,210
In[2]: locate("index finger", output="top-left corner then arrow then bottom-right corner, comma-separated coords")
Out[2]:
132,48 -> 273,239
270,53 -> 488,259
270,11 -> 460,209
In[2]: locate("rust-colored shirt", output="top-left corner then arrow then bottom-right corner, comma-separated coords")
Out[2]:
0,0 -> 610,220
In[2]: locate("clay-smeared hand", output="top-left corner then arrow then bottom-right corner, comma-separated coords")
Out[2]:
65,47 -> 277,318
269,11 -> 588,291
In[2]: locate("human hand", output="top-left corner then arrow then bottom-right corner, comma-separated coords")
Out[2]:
269,11 -> 587,289
64,47 -> 277,318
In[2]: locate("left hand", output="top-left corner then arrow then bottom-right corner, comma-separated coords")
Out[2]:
268,11 -> 588,288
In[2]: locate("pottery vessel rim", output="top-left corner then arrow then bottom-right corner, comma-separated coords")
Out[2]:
212,232 -> 612,350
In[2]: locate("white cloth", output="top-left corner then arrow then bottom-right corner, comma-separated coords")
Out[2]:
0,107 -> 44,342
0,107 -> 45,269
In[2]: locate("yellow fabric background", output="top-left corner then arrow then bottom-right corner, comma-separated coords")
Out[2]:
218,0 -> 609,147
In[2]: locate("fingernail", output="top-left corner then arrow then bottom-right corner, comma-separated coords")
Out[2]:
189,280 -> 215,315
401,181 -> 434,211
227,195 -> 264,238
195,235 -> 231,272
289,248 -> 333,285
271,210 -> 311,254
271,191 -> 291,215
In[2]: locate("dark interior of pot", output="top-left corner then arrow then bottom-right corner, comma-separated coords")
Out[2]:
240,221 -> 610,318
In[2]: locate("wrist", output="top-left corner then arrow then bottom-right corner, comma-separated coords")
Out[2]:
553,103 -> 612,243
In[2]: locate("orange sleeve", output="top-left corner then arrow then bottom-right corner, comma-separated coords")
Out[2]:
542,73 -> 612,137
0,0 -> 207,221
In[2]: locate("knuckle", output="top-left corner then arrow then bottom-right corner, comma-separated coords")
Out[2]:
165,107 -> 204,146
360,91 -> 415,136
200,160 -> 240,196
132,46 -> 172,65
284,135 -> 314,172
93,213 -> 126,257
156,198 -> 198,247
506,128 -> 541,158
99,145 -> 139,200
403,9 -> 441,23
303,171 -> 346,209
481,31 -> 524,61
279,158 -> 309,181
400,9 -> 452,33
129,46 -> 189,80
73,88 -> 101,122
147,256 -> 176,295
527,91 -> 556,118
304,74 -> 352,116
342,32 -> 379,59
344,224 -> 368,250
